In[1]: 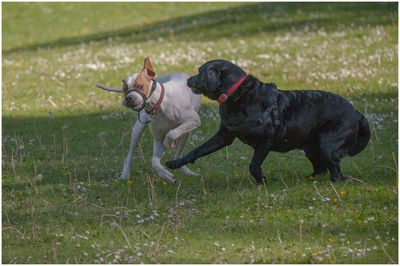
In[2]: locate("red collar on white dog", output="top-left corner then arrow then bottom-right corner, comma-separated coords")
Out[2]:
216,75 -> 247,104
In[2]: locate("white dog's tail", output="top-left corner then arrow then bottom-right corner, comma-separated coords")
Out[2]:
96,84 -> 123,93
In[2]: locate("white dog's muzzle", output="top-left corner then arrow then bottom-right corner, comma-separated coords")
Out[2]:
124,81 -> 158,111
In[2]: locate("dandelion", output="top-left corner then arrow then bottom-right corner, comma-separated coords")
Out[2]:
154,178 -> 159,183
329,238 -> 334,242
127,180 -> 133,185
162,181 -> 167,185
341,191 -> 347,195
146,179 -> 151,183
80,27 -> 88,35
333,198 -> 337,203
125,131 -> 130,136
235,173 -> 239,177
62,172 -> 68,176
313,252 -> 320,256
309,175 -> 313,180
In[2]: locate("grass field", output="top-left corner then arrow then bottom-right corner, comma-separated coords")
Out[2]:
2,2 -> 398,263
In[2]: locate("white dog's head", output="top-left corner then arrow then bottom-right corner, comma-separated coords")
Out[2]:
122,58 -> 156,110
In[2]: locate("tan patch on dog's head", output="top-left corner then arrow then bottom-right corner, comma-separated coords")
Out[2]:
133,57 -> 156,96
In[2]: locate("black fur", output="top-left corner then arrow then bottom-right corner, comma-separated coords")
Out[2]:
166,59 -> 370,183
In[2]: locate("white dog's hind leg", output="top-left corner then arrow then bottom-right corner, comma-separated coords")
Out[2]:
172,133 -> 199,176
152,140 -> 176,183
120,111 -> 149,180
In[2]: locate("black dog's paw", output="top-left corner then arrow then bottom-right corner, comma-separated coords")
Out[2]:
256,176 -> 267,185
165,159 -> 183,169
331,174 -> 350,182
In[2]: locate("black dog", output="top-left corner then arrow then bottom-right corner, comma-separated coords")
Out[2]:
166,59 -> 370,183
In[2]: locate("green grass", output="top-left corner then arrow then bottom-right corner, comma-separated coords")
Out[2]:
2,2 -> 398,263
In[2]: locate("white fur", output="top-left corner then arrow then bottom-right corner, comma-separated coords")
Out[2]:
119,72 -> 201,183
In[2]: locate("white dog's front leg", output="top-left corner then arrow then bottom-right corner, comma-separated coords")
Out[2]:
152,140 -> 176,184
120,110 -> 149,180
163,113 -> 201,148
172,133 -> 199,176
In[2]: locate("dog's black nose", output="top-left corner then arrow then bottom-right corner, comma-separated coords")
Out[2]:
125,94 -> 139,107
126,94 -> 135,102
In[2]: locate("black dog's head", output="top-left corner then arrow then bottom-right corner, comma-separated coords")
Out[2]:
187,59 -> 247,100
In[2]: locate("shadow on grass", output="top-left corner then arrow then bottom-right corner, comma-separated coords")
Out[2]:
3,2 -> 397,55
2,89 -> 397,192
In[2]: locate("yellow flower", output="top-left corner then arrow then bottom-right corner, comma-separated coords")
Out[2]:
62,172 -> 68,176
313,252 -> 319,256
332,261 -> 336,264
154,178 -> 159,183
341,191 -> 347,196
275,254 -> 280,258
162,181 -> 167,185
146,179 -> 150,183
308,175 -> 313,180
235,173 -> 239,177
72,32 -> 78,37
333,198 -> 337,203
80,27 -> 88,35
127,180 -> 133,185
125,131 -> 130,136
328,238 -> 334,242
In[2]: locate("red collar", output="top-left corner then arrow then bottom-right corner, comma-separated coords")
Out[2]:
216,75 -> 247,104
146,82 -> 164,115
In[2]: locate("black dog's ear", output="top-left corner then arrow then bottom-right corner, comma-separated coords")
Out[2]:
207,66 -> 221,91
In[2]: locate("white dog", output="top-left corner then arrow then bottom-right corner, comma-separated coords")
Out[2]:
96,58 -> 201,183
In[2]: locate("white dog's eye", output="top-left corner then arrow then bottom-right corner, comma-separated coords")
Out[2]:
136,85 -> 143,89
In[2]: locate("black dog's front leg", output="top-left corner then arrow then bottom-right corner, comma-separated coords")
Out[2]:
249,147 -> 269,184
166,124 -> 235,169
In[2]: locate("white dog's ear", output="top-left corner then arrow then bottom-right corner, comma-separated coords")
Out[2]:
142,57 -> 156,79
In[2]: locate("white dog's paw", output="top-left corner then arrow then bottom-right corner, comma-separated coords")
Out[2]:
159,171 -> 176,184
181,166 -> 199,176
163,132 -> 177,149
119,171 -> 130,180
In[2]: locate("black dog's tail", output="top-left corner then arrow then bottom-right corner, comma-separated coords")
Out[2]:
348,113 -> 371,156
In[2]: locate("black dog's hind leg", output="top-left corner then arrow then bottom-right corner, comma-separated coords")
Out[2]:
304,145 -> 327,179
319,133 -> 346,182
249,147 -> 269,184
166,124 -> 235,169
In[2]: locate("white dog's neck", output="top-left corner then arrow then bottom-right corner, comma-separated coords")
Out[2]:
144,80 -> 163,112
